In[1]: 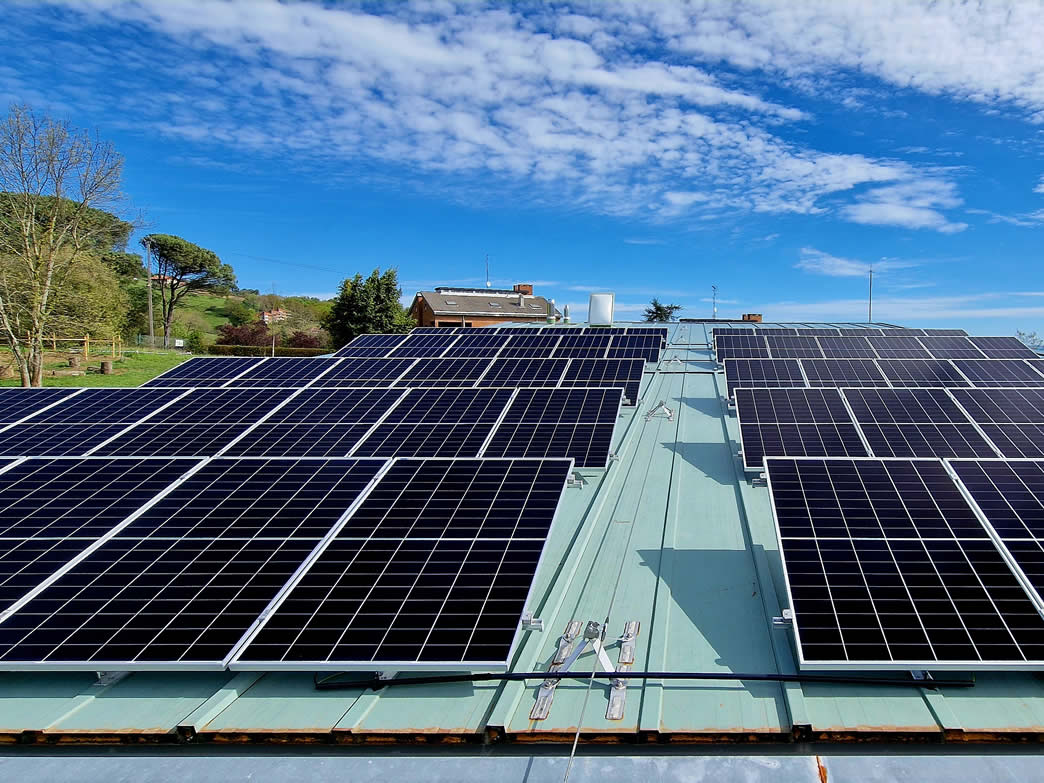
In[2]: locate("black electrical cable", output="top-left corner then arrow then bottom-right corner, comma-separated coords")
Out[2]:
313,669 -> 974,692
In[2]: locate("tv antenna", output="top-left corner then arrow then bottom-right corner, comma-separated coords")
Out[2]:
712,285 -> 718,320
868,267 -> 873,322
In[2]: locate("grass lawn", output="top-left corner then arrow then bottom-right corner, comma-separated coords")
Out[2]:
1,350 -> 191,387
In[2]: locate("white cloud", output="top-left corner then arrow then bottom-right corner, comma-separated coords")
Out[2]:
841,180 -> 968,233
1035,176 -> 1044,195
966,208 -> 1044,228
796,247 -> 917,277
623,238 -> 666,245
756,292 -> 1044,322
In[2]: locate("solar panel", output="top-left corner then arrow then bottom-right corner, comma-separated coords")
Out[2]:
917,336 -> 986,359
792,329 -> 842,336
482,387 -> 622,468
232,457 -> 572,669
976,424 -> 1044,458
395,358 -> 491,387
839,329 -> 883,337
714,335 -> 770,361
0,389 -> 80,424
497,334 -> 560,358
18,388 -> 185,424
970,337 -> 1039,359
949,388 -> 1044,424
922,329 -> 968,336
142,357 -> 264,387
724,359 -> 805,397
950,460 -> 1044,616
880,328 -> 926,336
766,336 -> 825,359
90,388 -> 294,457
951,360 -> 1044,387
0,457 -> 387,668
605,335 -> 661,362
221,388 -> 406,458
766,457 -> 1044,668
0,425 -> 140,457
815,337 -> 876,358
800,359 -> 889,387
560,358 -> 644,404
876,359 -> 970,387
311,358 -> 415,387
734,389 -> 866,470
332,334 -> 407,358
386,334 -> 459,359
408,327 -> 452,335
0,457 -> 201,611
755,328 -> 799,335
477,358 -> 568,388
440,334 -> 507,359
224,358 -> 342,387
351,388 -> 513,458
868,336 -> 932,359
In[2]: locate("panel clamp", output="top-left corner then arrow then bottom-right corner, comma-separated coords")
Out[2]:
644,400 -> 674,422
772,609 -> 793,627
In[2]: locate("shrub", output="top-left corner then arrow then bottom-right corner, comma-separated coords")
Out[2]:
207,345 -> 327,357
216,321 -> 276,347
286,330 -> 322,349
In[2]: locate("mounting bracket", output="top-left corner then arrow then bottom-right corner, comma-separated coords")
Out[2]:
772,609 -> 793,627
644,400 -> 674,422
530,619 -> 641,721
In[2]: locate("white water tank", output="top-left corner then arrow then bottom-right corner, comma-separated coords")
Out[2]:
588,293 -> 615,326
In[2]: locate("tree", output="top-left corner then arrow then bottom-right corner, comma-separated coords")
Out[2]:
1017,330 -> 1043,351
216,321 -> 274,347
140,233 -> 235,347
100,250 -> 145,279
286,330 -> 321,349
223,299 -> 258,326
643,298 -> 682,322
0,105 -> 125,386
323,267 -> 414,347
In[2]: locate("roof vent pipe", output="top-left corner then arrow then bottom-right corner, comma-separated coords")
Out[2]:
563,304 -> 571,323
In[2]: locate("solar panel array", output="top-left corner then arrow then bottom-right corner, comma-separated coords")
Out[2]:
728,328 -> 1044,670
0,324 -> 643,671
334,330 -> 664,363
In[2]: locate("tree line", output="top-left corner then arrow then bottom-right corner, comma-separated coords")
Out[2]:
0,105 -> 413,386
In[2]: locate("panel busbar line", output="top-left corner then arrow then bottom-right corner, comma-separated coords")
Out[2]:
765,457 -> 1044,669
482,387 -> 623,468
232,457 -> 573,670
0,457 -> 389,669
734,389 -> 867,471
0,457 -> 203,613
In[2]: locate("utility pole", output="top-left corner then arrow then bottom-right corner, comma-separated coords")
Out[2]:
145,240 -> 155,345
868,268 -> 873,322
485,254 -> 491,289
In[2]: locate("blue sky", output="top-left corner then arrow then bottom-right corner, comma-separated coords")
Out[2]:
2,1 -> 1044,332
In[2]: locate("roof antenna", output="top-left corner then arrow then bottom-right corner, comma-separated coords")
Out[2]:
485,254 -> 491,288
712,285 -> 718,320
868,267 -> 873,323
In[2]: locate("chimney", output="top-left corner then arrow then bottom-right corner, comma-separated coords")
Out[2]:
742,313 -> 763,322
513,283 -> 533,296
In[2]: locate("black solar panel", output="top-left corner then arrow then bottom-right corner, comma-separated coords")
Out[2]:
800,359 -> 889,387
233,458 -> 572,668
351,388 -> 513,458
839,329 -> 883,337
20,388 -> 185,424
867,336 -> 932,359
917,336 -> 986,359
142,357 -> 264,387
605,335 -> 661,362
440,334 -> 507,359
922,329 -> 968,336
876,359 -> 970,387
755,328 -> 799,336
950,460 -> 1044,610
766,336 -> 825,359
724,359 -> 805,397
386,334 -> 459,359
766,457 -> 1044,667
224,358 -> 343,386
497,334 -> 560,358
396,358 -> 491,387
842,388 -> 965,423
951,360 -> 1044,387
477,358 -> 568,388
950,388 -> 1044,423
483,387 -> 622,467
332,334 -> 406,357
0,424 -> 144,457
0,389 -> 80,424
0,457 -> 200,611
560,358 -> 644,404
734,389 -> 866,470
816,337 -> 876,358
879,328 -> 926,336
312,358 -> 415,386
714,335 -> 770,361
970,337 -> 1039,359
792,329 -> 842,336
0,458 -> 387,667
977,424 -> 1044,458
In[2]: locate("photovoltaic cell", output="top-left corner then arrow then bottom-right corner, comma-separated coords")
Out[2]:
224,358 -> 342,386
351,388 -> 513,458
766,457 -> 1044,667
815,337 -> 876,358
800,359 -> 889,388
440,334 -> 507,358
0,389 -> 79,424
734,389 -> 866,470
19,389 -> 185,424
714,335 -> 770,361
876,359 -> 970,387
483,387 -> 622,468
477,358 -> 568,388
386,334 -> 459,359
766,336 -> 825,359
0,458 -> 387,668
142,357 -> 264,387
312,358 -> 415,386
234,457 -> 571,668
0,425 -> 144,457
976,425 -> 1044,459
867,336 -> 932,359
332,334 -> 406,357
951,360 -> 1044,387
395,358 -> 491,387
949,389 -> 1044,424
605,335 -> 661,362
917,336 -> 986,359
724,359 -> 805,397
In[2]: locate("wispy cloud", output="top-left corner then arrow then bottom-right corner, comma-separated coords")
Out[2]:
756,291 -> 1044,323
1035,176 -> 1044,195
795,247 -> 917,277
966,208 -> 1044,228
841,180 -> 967,233
623,238 -> 666,246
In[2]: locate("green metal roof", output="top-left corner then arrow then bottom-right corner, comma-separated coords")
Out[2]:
2,321 -> 1044,745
